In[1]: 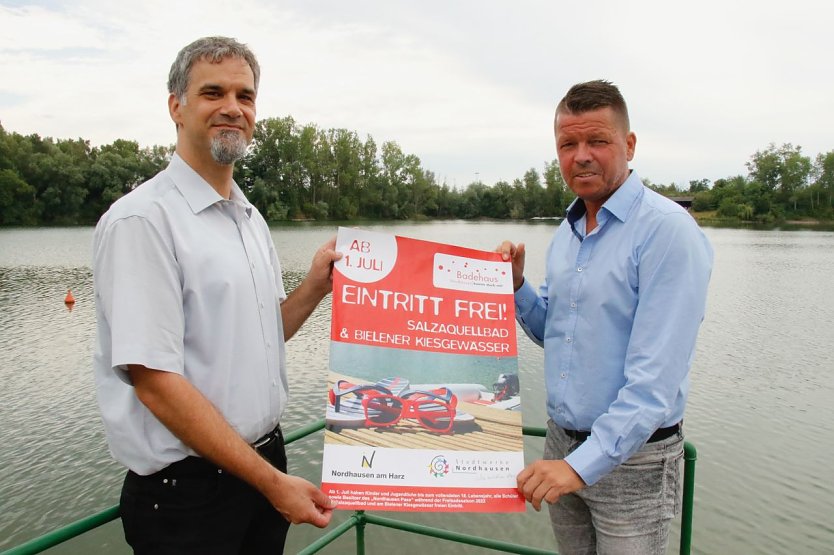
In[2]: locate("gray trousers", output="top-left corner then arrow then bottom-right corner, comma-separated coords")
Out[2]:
544,419 -> 684,555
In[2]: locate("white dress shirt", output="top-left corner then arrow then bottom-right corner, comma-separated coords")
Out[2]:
93,153 -> 288,475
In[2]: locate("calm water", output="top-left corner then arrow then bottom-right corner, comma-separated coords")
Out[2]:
1,222 -> 833,554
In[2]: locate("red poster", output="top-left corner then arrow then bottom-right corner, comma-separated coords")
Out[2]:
321,227 -> 525,512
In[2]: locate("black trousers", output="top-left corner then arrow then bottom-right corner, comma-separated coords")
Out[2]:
120,431 -> 290,555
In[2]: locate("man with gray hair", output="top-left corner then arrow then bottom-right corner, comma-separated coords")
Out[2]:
93,36 -> 339,553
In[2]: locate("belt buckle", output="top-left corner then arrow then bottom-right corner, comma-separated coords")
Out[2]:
563,428 -> 590,442
253,431 -> 274,449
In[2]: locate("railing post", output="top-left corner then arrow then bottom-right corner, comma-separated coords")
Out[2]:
680,441 -> 697,555
354,511 -> 366,555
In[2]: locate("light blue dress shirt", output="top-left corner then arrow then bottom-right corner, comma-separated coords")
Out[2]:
515,171 -> 713,485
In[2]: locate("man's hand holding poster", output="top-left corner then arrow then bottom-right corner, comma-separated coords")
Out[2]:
321,227 -> 525,512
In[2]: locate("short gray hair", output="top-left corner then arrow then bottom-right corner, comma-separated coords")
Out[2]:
167,36 -> 260,101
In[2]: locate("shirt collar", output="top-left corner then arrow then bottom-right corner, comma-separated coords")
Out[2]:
602,170 -> 643,223
228,181 -> 253,219
565,170 -> 644,226
165,153 -> 252,218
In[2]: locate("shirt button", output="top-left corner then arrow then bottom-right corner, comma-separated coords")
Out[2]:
570,302 -> 577,309
576,267 -> 583,272
556,407 -> 563,414
566,337 -> 572,343
560,372 -> 566,379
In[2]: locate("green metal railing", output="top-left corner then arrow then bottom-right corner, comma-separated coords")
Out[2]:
2,421 -> 697,555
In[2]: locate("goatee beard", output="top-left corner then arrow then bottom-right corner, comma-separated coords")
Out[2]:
211,130 -> 248,165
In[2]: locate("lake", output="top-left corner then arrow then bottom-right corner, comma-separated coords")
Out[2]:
1,221 -> 832,554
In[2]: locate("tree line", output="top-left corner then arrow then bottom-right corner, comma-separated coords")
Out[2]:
2,118 -> 833,226
0,124 -> 172,226
648,143 -> 834,222
237,116 -> 571,222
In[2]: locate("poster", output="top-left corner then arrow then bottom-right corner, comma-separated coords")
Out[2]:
321,227 -> 525,512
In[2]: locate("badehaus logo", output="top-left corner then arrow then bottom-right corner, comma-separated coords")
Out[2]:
451,456 -> 513,477
433,253 -> 513,294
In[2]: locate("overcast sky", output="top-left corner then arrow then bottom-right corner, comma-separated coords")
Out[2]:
2,0 -> 832,189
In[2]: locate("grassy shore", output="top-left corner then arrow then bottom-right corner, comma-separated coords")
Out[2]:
691,210 -> 832,227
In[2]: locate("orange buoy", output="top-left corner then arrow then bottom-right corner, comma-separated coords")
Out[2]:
64,289 -> 76,305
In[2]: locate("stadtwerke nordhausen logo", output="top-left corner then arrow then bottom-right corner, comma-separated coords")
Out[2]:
428,455 -> 449,478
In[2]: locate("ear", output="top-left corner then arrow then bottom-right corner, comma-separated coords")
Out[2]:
168,93 -> 183,129
626,131 -> 636,162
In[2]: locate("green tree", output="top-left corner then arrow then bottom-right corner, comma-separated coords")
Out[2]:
84,139 -> 168,222
812,151 -> 834,213
30,138 -> 89,224
327,128 -> 363,219
743,181 -> 772,217
747,143 -> 812,214
459,181 -> 489,219
688,178 -> 710,193
434,183 -> 463,218
542,159 -> 567,215
248,177 -> 289,221
691,190 -> 714,212
380,141 -> 409,219
521,168 -> 545,218
0,168 -> 38,224
357,136 -> 384,217
242,116 -> 303,219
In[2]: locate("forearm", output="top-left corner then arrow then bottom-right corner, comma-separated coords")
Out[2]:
280,278 -> 329,340
129,365 -> 279,492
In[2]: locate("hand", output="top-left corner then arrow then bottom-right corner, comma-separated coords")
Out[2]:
306,236 -> 343,298
265,472 -> 336,528
496,240 -> 526,291
516,459 -> 585,511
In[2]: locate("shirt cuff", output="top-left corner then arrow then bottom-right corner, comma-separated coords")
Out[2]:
564,437 -> 618,486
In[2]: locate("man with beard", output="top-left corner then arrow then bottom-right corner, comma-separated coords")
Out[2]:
499,80 -> 712,554
93,37 -> 338,554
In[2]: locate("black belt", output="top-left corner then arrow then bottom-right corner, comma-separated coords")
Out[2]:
252,423 -> 283,450
127,425 -> 284,482
563,422 -> 680,444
